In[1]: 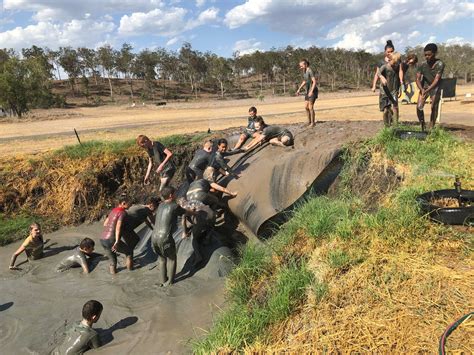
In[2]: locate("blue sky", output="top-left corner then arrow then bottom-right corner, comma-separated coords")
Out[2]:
0,0 -> 472,57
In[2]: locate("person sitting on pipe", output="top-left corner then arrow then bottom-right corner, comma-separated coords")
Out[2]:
244,117 -> 294,149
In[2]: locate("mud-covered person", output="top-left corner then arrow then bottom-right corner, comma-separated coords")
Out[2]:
9,222 -> 44,270
378,52 -> 402,127
233,106 -> 262,150
416,43 -> 445,131
244,117 -> 294,149
371,40 -> 395,92
137,134 -> 176,191
186,177 -> 236,209
186,140 -> 213,183
53,300 -> 103,354
152,186 -> 193,287
100,196 -> 135,274
56,237 -> 96,274
296,59 -> 318,127
124,197 -> 159,233
209,138 -> 241,180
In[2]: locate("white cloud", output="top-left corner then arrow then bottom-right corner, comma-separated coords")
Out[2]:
226,0 -> 474,53
0,19 -> 115,51
3,0 -> 165,20
233,38 -> 262,55
445,36 -> 473,45
118,8 -> 187,37
196,0 -> 206,7
186,7 -> 219,30
166,36 -> 181,46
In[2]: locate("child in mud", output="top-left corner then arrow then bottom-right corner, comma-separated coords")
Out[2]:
378,52 -> 402,127
186,140 -> 213,183
209,138 -> 241,179
244,117 -> 294,149
100,196 -> 135,274
152,186 -> 193,287
136,134 -> 176,191
53,300 -> 103,354
9,222 -> 44,269
232,106 -> 262,150
124,197 -> 159,232
186,178 -> 236,208
416,43 -> 445,131
56,237 -> 96,274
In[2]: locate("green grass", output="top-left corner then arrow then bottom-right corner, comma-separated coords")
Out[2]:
0,213 -> 40,246
193,262 -> 312,353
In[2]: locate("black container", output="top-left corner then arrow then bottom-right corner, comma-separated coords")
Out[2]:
416,189 -> 474,225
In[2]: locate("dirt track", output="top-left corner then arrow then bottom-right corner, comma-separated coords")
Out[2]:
1,87 -> 473,156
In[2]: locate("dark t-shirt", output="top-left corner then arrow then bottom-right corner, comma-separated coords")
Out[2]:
189,149 -> 211,171
379,64 -> 401,93
187,179 -> 211,196
147,141 -> 175,170
417,59 -> 445,87
101,207 -> 126,240
56,247 -> 89,272
124,204 -> 153,231
245,115 -> 261,134
153,201 -> 185,243
303,67 -> 316,92
262,125 -> 291,140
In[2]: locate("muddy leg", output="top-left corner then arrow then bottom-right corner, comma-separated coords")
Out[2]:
383,108 -> 390,127
305,101 -> 311,125
430,91 -> 441,129
125,255 -> 133,271
158,255 -> 167,285
393,106 -> 399,126
163,255 -> 176,286
417,93 -> 427,131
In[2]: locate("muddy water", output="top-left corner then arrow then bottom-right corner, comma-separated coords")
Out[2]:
0,222 -> 226,355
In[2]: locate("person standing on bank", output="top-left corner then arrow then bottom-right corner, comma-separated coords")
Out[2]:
416,43 -> 445,131
371,40 -> 395,92
296,59 -> 318,127
137,135 -> 176,191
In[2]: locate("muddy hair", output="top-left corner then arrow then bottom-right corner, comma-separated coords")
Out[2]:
254,116 -> 266,126
79,237 -> 95,250
385,40 -> 394,50
136,135 -> 150,146
217,138 -> 228,146
249,106 -> 257,113
82,300 -> 103,320
406,53 -> 418,64
300,59 -> 309,66
424,43 -> 438,53
161,186 -> 175,199
117,194 -> 130,205
29,222 -> 41,231
147,197 -> 160,207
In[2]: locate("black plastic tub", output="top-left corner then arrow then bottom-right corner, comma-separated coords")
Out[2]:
394,129 -> 429,140
416,189 -> 474,225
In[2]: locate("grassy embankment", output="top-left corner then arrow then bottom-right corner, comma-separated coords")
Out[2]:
0,133 -> 208,245
193,127 -> 473,353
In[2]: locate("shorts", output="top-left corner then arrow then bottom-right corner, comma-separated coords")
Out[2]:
100,236 -> 134,265
160,163 -> 176,179
186,166 -> 203,183
241,129 -> 256,139
305,88 -> 318,103
379,89 -> 398,111
417,86 -> 441,110
280,131 -> 294,146
152,237 -> 176,258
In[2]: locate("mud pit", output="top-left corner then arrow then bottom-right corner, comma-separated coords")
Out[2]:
1,121 -> 382,354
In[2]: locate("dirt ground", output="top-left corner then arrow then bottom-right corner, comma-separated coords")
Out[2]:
1,86 -> 473,156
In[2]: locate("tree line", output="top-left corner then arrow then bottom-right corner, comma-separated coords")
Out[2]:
0,42 -> 473,117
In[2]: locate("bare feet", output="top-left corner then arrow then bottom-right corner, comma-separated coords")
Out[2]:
109,265 -> 117,275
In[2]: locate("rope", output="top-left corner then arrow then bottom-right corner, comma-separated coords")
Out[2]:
438,312 -> 473,355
